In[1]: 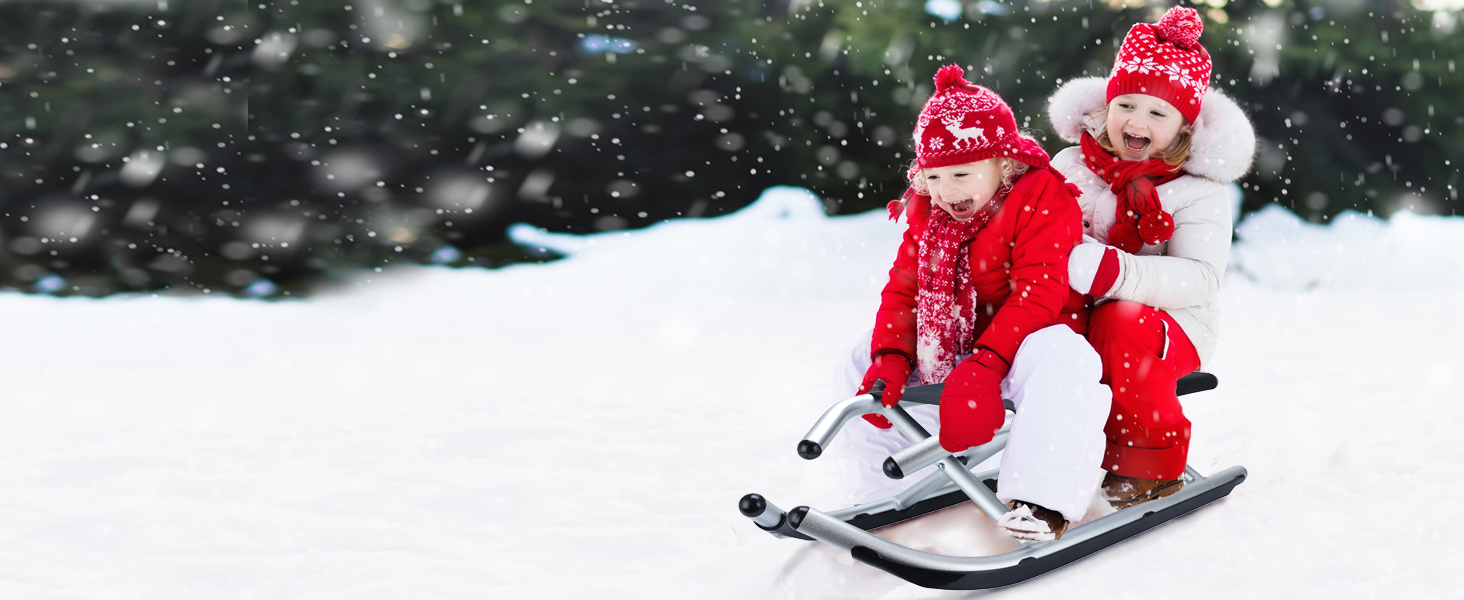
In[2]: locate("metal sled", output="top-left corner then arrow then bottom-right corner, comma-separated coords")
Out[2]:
739,373 -> 1246,590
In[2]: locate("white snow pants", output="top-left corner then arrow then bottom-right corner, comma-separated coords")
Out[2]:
831,325 -> 1112,522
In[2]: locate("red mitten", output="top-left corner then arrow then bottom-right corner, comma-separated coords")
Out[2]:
857,353 -> 912,429
1067,242 -> 1124,297
938,349 -> 1010,452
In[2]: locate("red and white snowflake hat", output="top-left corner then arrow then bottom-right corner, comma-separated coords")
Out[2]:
1107,6 -> 1212,124
911,65 -> 1049,173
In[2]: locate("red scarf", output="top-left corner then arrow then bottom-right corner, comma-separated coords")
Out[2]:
914,199 -> 998,385
1080,132 -> 1183,254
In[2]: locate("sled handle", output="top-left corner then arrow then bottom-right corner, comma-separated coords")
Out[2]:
884,425 -> 1011,480
883,436 -> 946,480
796,385 -> 885,460
874,402 -> 1011,525
739,493 -> 786,529
880,401 -> 932,441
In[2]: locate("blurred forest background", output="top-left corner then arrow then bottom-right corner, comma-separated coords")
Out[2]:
0,0 -> 1457,297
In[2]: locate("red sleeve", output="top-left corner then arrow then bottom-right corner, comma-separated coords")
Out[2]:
869,220 -> 921,364
974,170 -> 1083,364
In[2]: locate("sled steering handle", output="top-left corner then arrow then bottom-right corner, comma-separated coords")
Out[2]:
883,409 -> 1014,479
797,381 -> 929,460
796,381 -> 884,460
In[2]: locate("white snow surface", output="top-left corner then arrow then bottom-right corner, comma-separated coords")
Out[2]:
1,188 -> 1460,598
1232,204 -> 1464,291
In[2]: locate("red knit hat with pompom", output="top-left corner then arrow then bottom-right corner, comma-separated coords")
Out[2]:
890,65 -> 1080,221
912,65 -> 1049,172
1107,6 -> 1212,123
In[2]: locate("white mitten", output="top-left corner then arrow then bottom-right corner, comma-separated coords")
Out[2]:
1068,242 -> 1123,297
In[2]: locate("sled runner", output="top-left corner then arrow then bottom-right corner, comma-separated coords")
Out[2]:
740,373 -> 1246,590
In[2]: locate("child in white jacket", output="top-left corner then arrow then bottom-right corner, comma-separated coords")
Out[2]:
1045,6 -> 1256,508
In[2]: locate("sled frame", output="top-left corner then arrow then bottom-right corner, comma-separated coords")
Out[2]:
740,372 -> 1246,590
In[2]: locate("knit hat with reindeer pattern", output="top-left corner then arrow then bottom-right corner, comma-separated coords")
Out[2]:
912,65 -> 1050,172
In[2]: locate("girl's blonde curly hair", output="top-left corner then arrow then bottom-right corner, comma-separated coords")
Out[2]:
905,132 -> 1037,196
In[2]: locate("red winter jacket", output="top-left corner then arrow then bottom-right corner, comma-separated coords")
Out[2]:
871,168 -> 1088,372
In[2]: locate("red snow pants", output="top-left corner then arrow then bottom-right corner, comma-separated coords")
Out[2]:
1087,301 -> 1200,480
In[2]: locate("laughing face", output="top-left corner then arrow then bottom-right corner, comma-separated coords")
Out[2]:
1105,94 -> 1186,162
923,159 -> 1005,221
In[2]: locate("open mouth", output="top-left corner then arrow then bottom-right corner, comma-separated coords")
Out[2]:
948,198 -> 976,218
1123,133 -> 1151,153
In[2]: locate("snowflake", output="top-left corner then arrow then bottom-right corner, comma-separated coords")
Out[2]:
928,137 -> 945,151
1162,64 -> 1195,87
1119,56 -> 1157,75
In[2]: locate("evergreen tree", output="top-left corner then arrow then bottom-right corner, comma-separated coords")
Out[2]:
0,0 -> 1457,297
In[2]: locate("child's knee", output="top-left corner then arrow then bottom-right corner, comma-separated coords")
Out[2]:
1012,325 -> 1103,381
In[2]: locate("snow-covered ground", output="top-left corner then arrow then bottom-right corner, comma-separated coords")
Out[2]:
0,188 -> 1459,598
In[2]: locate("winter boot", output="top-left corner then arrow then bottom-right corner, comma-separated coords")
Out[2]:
996,500 -> 1067,542
1102,473 -> 1185,509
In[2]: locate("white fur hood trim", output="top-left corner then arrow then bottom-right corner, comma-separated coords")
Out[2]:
1046,77 -> 1257,183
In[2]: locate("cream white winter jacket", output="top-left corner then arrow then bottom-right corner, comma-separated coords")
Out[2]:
1046,77 -> 1257,368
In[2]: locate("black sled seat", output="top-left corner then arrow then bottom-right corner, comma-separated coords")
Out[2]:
898,371 -> 1219,405
741,372 -> 1246,590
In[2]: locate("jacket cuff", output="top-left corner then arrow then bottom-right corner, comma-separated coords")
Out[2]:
871,348 -> 913,367
972,347 -> 1011,376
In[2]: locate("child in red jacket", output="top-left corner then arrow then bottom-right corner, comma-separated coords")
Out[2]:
832,66 -> 1111,541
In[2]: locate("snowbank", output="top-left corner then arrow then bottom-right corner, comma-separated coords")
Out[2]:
1232,204 -> 1464,291
0,187 -> 1458,599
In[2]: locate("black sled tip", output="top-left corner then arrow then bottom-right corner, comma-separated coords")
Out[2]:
797,440 -> 823,460
787,506 -> 809,529
739,493 -> 767,518
882,456 -> 904,479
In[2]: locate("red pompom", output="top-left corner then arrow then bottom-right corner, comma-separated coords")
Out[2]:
1108,222 -> 1143,254
1138,211 -> 1175,245
933,64 -> 968,92
1156,6 -> 1203,49
887,199 -> 906,221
